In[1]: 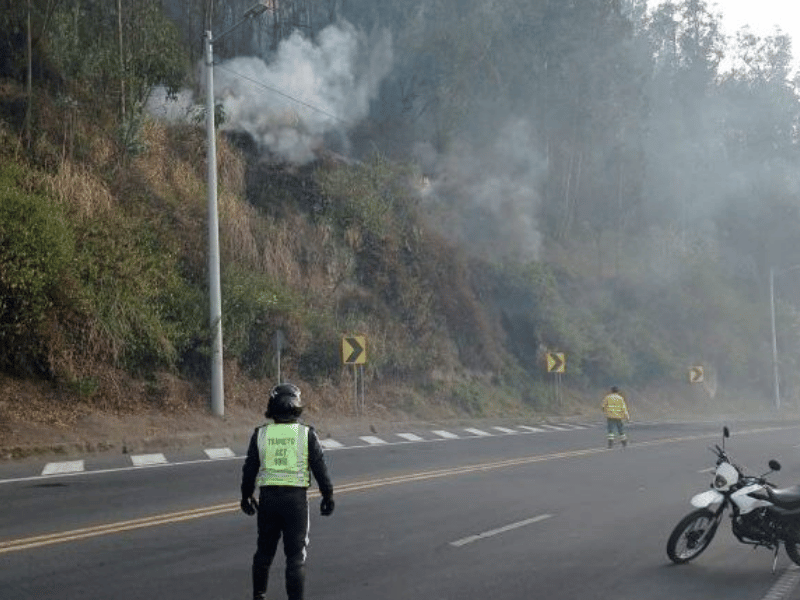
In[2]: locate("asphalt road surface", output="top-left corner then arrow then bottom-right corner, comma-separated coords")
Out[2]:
4,419 -> 800,600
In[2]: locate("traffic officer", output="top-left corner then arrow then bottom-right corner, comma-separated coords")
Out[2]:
601,385 -> 630,448
240,383 -> 334,600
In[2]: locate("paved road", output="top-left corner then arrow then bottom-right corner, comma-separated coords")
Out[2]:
3,419 -> 800,599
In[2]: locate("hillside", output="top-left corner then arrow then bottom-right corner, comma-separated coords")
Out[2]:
3,1 -> 800,457
0,78 -> 784,459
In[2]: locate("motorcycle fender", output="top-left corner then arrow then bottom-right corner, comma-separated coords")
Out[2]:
691,489 -> 724,510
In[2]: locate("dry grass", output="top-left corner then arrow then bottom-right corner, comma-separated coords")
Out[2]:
44,160 -> 114,217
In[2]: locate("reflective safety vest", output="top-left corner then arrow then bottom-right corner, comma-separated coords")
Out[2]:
602,393 -> 629,420
255,423 -> 310,487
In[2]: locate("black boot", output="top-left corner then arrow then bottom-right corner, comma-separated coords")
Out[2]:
252,563 -> 268,600
285,563 -> 305,600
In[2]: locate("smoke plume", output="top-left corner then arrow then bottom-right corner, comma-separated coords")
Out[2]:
415,118 -> 546,262
213,21 -> 393,163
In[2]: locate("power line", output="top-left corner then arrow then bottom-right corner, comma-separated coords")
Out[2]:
214,62 -> 349,127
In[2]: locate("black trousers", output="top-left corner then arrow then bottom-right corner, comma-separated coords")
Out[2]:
252,486 -> 310,600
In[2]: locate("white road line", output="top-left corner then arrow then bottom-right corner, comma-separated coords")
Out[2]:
450,514 -> 553,547
41,460 -> 85,476
432,430 -> 459,439
762,566 -> 800,600
359,436 -> 387,445
320,439 -> 344,449
492,426 -> 517,434
204,448 -> 235,460
518,425 -> 545,433
464,428 -> 492,437
397,433 -> 424,442
130,453 -> 167,467
539,424 -> 567,431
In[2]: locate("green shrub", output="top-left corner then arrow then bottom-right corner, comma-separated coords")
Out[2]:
73,213 -> 196,375
0,164 -> 74,373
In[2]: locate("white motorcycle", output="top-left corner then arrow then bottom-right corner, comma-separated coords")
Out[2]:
667,426 -> 800,570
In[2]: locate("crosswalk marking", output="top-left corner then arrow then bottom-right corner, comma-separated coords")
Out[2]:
397,433 -> 424,442
492,426 -> 517,434
130,453 -> 167,467
359,436 -> 388,445
464,428 -> 491,436
320,439 -> 344,449
204,448 -> 235,459
539,424 -> 567,431
41,460 -> 85,476
518,425 -> 545,432
433,430 -> 459,439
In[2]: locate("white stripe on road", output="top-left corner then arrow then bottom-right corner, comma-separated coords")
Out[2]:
762,566 -> 800,600
41,460 -> 85,476
518,425 -> 545,433
320,439 -> 344,449
492,426 -> 518,434
359,436 -> 387,445
397,433 -> 424,442
450,514 -> 553,547
130,453 -> 167,467
464,428 -> 492,437
539,424 -> 567,431
204,448 -> 235,459
432,430 -> 459,439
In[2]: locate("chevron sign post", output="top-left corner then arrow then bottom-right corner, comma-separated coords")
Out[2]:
342,335 -> 367,415
546,352 -> 565,408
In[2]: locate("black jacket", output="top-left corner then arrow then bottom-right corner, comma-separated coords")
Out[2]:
241,421 -> 333,500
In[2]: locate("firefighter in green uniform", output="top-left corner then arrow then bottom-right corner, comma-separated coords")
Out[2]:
240,383 -> 334,600
601,386 -> 630,448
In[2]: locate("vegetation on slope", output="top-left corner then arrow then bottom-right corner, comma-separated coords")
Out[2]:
2,1 -> 799,440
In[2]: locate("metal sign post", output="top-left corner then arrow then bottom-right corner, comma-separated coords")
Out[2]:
274,330 -> 285,384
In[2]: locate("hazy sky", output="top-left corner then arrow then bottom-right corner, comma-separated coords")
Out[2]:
715,1 -> 800,43
648,1 -> 800,71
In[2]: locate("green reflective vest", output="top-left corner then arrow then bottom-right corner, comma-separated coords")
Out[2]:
256,423 -> 311,487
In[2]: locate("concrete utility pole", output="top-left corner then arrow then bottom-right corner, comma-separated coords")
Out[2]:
769,264 -> 800,412
205,3 -> 269,417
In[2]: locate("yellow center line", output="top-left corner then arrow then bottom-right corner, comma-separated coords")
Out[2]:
1,424 -> 795,554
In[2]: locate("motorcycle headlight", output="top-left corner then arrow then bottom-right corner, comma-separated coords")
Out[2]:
714,474 -> 728,489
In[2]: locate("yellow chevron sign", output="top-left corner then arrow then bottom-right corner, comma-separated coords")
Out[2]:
546,352 -> 565,373
342,335 -> 366,365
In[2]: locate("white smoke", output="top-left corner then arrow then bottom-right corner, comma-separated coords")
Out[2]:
414,118 -> 546,262
213,21 -> 393,163
145,87 -> 199,122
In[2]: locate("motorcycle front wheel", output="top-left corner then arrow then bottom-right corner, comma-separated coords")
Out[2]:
666,508 -> 718,564
783,520 -> 800,566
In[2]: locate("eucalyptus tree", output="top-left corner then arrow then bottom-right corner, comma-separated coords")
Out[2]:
639,0 -> 725,242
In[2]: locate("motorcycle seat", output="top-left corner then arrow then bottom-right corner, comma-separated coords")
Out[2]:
766,485 -> 800,510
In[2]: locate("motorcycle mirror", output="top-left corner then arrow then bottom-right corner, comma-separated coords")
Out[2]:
769,459 -> 781,472
723,426 -> 730,438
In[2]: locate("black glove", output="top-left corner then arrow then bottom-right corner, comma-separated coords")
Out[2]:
320,496 -> 335,516
240,496 -> 258,516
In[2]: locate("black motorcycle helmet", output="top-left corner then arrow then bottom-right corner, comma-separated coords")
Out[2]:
610,386 -> 619,393
265,383 -> 303,422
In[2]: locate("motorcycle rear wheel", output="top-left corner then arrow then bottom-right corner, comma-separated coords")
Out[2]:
667,508 -> 718,564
